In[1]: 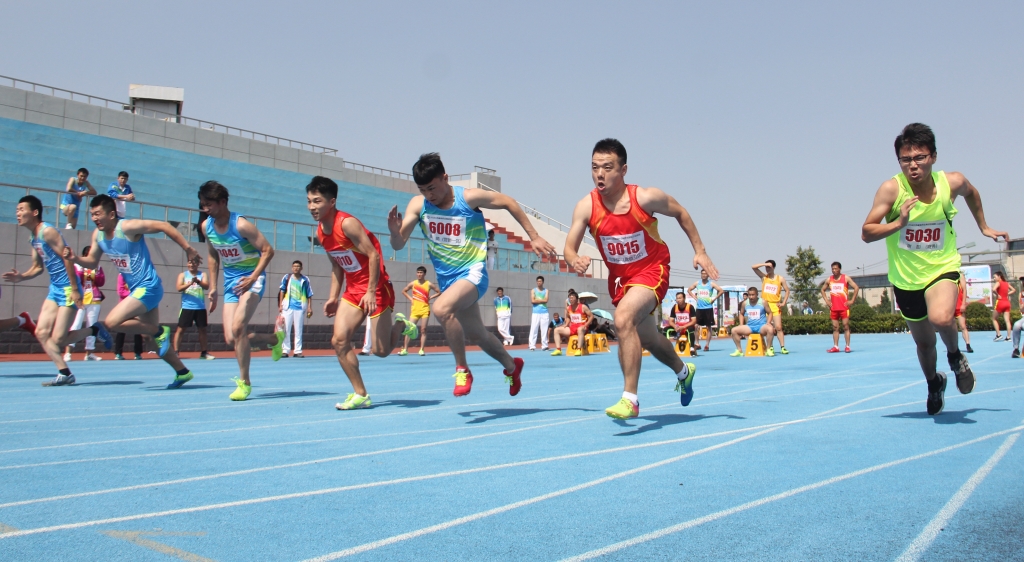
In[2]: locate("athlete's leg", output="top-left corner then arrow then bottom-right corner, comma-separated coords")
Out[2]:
135,307 -> 188,372
575,324 -> 590,355
293,310 -> 305,355
991,308 -> 1002,336
198,325 -> 209,354
370,308 -> 405,357
432,279 -> 508,369
615,288 -> 674,394
418,316 -> 428,350
636,312 -> 684,375
831,318 -> 841,347
958,315 -> 971,346
174,325 -> 185,353
761,324 -> 775,349
454,300 -> 516,371
906,282 -> 958,381
1002,311 -> 1012,335
842,317 -> 851,347
35,301 -> 70,370
68,297 -> 151,344
528,313 -> 539,349
84,304 -> 101,351
0,318 -> 19,331
64,205 -> 78,229
281,309 -> 294,355
731,325 -> 752,351
1011,318 -> 1024,350
331,303 -> 369,396
539,313 -> 549,348
65,306 -> 85,356
773,313 -> 785,347
553,326 -> 569,349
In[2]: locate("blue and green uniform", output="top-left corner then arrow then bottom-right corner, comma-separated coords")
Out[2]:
419,186 -> 489,298
61,182 -> 89,218
206,213 -> 265,304
31,222 -> 76,307
532,288 -> 548,313
181,271 -> 206,310
96,221 -> 164,311
279,274 -> 313,311
694,280 -> 715,309
494,295 -> 512,315
744,298 -> 767,332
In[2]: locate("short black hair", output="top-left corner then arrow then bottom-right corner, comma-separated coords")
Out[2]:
766,259 -> 776,268
831,261 -> 842,269
306,176 -> 338,200
894,123 -> 936,157
90,194 -> 117,215
496,287 -> 504,293
536,276 -> 545,282
994,271 -> 1006,281
416,266 -> 427,273
412,153 -> 446,185
747,286 -> 759,293
18,195 -> 42,219
592,138 -> 627,166
118,171 -> 129,179
76,168 -> 89,177
292,260 -> 303,268
568,289 -> 579,299
198,180 -> 229,203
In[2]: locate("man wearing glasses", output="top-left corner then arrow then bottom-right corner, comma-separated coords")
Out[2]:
861,123 -> 1007,416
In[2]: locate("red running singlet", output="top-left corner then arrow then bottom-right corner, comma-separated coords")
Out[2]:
317,210 -> 395,317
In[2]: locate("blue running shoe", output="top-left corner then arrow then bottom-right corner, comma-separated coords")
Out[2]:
166,371 -> 194,389
92,323 -> 113,350
154,326 -> 171,358
674,362 -> 697,407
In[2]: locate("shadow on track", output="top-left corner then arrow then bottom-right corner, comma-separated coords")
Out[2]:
249,391 -> 337,400
142,384 -> 228,391
74,381 -> 143,386
613,413 -> 746,436
374,399 -> 444,409
0,374 -> 56,378
883,408 -> 1010,425
458,408 -> 598,424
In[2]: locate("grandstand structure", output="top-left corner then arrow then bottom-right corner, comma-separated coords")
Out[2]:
0,77 -> 605,351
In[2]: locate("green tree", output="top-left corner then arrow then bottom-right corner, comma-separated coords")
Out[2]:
785,246 -> 824,307
873,289 -> 892,314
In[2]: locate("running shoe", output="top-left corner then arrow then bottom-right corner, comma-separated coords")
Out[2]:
573,350 -> 582,357
780,347 -> 789,355
398,349 -> 408,356
134,354 -> 142,360
395,313 -> 419,340
993,335 -> 1004,342
114,354 -> 125,360
551,349 -> 562,356
927,372 -> 947,415
42,374 -> 75,386
504,357 -> 524,396
85,353 -> 102,361
766,347 -> 775,357
418,349 -> 425,356
605,398 -> 639,419
947,351 -> 975,394
166,371 -> 194,389
1013,349 -> 1020,359
92,323 -> 113,350
703,344 -> 710,352
63,352 -> 72,362
826,346 -> 840,353
529,347 -> 535,351
541,347 -> 549,351
453,368 -> 473,397
730,350 -> 743,357
336,393 -> 372,410
229,377 -> 251,401
17,312 -> 35,334
674,362 -> 697,407
154,326 -> 172,357
269,331 -> 285,361
845,346 -> 851,353
200,352 -> 216,360
965,344 -> 974,353
358,350 -> 370,356
293,354 -> 304,358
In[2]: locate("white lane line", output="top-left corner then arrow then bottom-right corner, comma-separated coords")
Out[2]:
808,381 -> 920,418
0,427 -> 778,540
301,429 -> 781,562
560,426 -> 1024,561
894,432 -> 1021,562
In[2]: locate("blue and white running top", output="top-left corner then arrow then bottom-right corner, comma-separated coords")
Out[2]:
694,280 -> 715,310
31,222 -> 71,289
744,298 -> 767,332
96,221 -> 164,311
181,271 -> 206,310
418,186 -> 489,297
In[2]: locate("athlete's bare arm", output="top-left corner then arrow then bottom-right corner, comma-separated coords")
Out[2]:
847,277 -> 860,304
177,272 -> 189,292
429,283 -> 441,300
232,217 -> 274,295
121,219 -> 200,264
738,301 -> 747,326
945,172 -> 1009,242
3,243 -> 45,283
65,229 -> 103,270
635,186 -> 718,279
751,263 -> 768,279
820,279 -> 831,309
387,197 -> 425,251
861,179 -> 909,243
683,307 -> 697,330
779,276 -> 790,306
202,219 -> 221,314
401,281 -> 415,302
710,282 -> 725,299
686,281 -> 699,300
462,188 -> 555,258
341,216 -> 381,315
323,258 -> 344,318
65,177 -> 77,194
564,197 -> 594,275
43,226 -> 81,306
84,181 -> 97,196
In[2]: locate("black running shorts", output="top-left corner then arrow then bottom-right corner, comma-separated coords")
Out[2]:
177,308 -> 208,328
893,271 -> 960,322
695,308 -> 716,327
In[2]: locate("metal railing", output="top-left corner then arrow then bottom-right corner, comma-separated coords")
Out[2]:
0,182 -> 603,278
0,75 -> 338,155
342,161 -> 412,181
476,181 -> 598,247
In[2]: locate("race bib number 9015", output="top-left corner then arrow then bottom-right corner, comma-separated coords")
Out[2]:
899,220 -> 945,252
601,231 -> 648,265
423,215 -> 467,246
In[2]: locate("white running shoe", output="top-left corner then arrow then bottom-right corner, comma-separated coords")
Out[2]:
84,353 -> 102,361
63,352 -> 72,361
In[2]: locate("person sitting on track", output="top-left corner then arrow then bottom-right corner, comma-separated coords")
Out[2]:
551,289 -> 592,356
667,291 -> 697,357
730,287 -> 775,357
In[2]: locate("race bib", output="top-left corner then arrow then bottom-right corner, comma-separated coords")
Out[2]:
697,289 -> 710,299
763,283 -> 779,295
899,220 -> 945,252
423,215 -> 467,246
747,309 -> 762,321
329,250 -> 362,273
601,231 -> 647,265
107,253 -> 132,274
215,243 -> 248,265
676,313 -> 690,324
830,282 -> 846,296
570,313 -> 583,324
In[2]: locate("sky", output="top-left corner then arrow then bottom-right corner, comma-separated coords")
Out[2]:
4,1 -> 1021,286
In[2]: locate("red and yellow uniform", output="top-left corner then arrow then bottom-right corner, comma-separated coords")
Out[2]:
828,274 -> 850,321
995,279 -> 1011,314
588,184 -> 671,308
410,280 -> 432,320
567,302 -> 589,334
317,210 -> 395,318
955,284 -> 966,318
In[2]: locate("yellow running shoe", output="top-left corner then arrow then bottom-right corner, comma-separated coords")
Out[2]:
336,393 -> 372,410
730,350 -> 743,357
605,397 -> 639,419
269,331 -> 285,361
766,347 -> 775,357
551,349 -> 562,356
573,350 -> 582,357
398,349 -> 408,356
394,313 -> 419,339
229,377 -> 251,401
418,348 -> 425,356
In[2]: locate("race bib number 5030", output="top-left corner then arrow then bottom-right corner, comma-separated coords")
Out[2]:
601,231 -> 647,265
423,215 -> 467,246
899,220 -> 945,252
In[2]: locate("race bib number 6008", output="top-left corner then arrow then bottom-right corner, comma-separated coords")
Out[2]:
601,231 -> 648,265
423,215 -> 467,246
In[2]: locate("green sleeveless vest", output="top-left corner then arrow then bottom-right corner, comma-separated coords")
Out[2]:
885,171 -> 961,290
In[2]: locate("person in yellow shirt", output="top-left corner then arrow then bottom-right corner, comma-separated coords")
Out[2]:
753,260 -> 789,354
400,266 -> 440,356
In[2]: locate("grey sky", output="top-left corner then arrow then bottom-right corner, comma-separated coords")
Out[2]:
5,1 -> 1020,286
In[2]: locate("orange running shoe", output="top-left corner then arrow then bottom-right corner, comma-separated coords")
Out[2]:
505,357 -> 524,396
453,367 -> 473,397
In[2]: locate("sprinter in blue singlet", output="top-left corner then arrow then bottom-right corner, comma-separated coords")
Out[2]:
61,168 -> 96,230
729,286 -> 777,357
64,194 -> 200,389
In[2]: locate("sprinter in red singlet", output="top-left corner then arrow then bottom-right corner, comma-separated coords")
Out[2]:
307,176 -> 418,411
564,139 -> 719,419
954,274 -> 973,353
821,262 -> 859,353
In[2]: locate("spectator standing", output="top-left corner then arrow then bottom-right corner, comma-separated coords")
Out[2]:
487,229 -> 498,270
494,287 -> 513,346
113,273 -> 144,360
547,312 -> 564,344
61,168 -> 96,230
107,171 -> 135,219
63,246 -> 105,361
278,260 -> 314,358
801,300 -> 814,315
528,276 -> 550,351
174,256 -> 214,359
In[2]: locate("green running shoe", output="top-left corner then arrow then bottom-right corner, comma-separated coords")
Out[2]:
395,313 -> 419,339
398,349 -> 408,356
780,347 -> 789,355
154,326 -> 172,357
674,363 -> 697,407
336,393 -> 372,410
229,377 -> 251,401
605,397 -> 639,419
766,347 -> 775,357
418,348 -> 425,356
551,349 -> 562,356
166,371 -> 194,389
730,350 -> 743,357
269,331 -> 285,361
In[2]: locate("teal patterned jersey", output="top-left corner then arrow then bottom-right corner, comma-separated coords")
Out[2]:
205,213 -> 261,286
418,186 -> 488,288
30,222 -> 71,289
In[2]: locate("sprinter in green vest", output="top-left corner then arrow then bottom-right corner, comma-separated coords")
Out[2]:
861,123 -> 1008,416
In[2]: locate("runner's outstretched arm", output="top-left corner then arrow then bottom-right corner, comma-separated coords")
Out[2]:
462,189 -> 556,258
64,229 -> 103,270
387,197 -> 424,251
121,219 -> 200,264
861,180 -> 906,243
203,219 -> 221,314
564,197 -> 593,274
232,217 -> 273,295
946,172 -> 1009,242
636,187 -> 718,279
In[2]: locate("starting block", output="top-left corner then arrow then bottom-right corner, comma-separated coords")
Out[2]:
717,327 -> 728,337
675,334 -> 691,357
568,335 -> 591,356
593,333 -> 610,353
745,333 -> 765,357
699,326 -> 710,341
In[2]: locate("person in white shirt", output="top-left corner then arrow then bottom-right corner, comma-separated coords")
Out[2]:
278,260 -> 314,358
528,276 -> 550,350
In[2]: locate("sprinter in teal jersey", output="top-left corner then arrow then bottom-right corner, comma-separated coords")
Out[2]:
687,269 -> 723,352
199,181 -> 284,401
729,287 -> 775,357
388,153 -> 556,398
3,195 -> 82,386
63,195 -> 199,388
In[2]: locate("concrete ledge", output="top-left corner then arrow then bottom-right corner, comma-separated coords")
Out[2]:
250,154 -> 274,168
165,138 -> 195,153
249,139 -> 276,158
133,131 -> 166,147
24,110 -> 63,128
0,105 -> 26,121
64,102 -> 101,124
26,92 -> 64,116
195,127 -> 223,148
275,145 -> 299,163
99,124 -> 134,142
133,115 -> 166,136
321,154 -> 346,172
0,86 -> 27,109
298,151 -> 322,167
223,135 -> 250,153
195,143 -> 223,159
99,107 -> 134,130
273,159 -> 299,172
298,164 -> 320,176
63,118 -> 100,136
222,149 -> 248,163
165,121 -> 196,143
